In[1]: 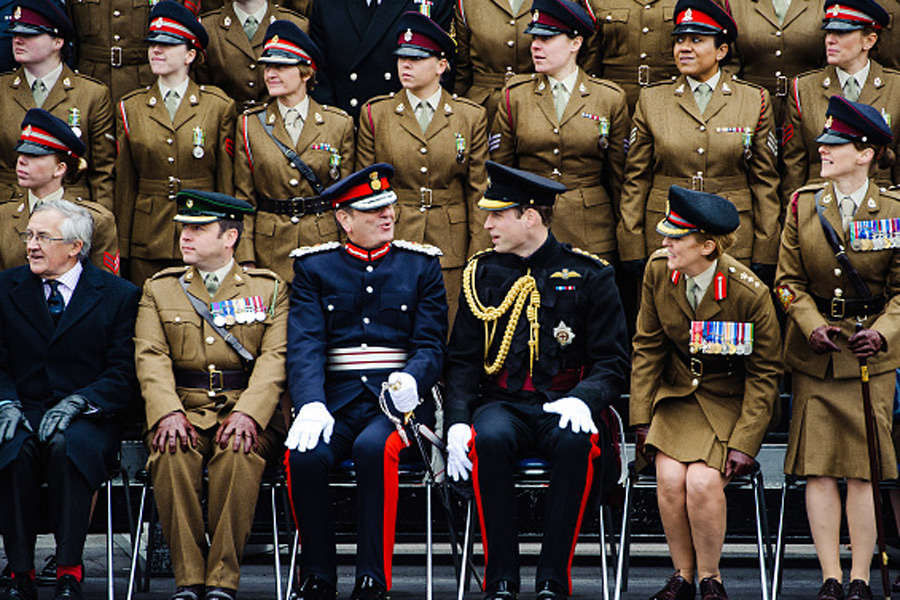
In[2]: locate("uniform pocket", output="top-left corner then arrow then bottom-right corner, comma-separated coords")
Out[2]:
159,309 -> 202,367
379,291 -> 414,331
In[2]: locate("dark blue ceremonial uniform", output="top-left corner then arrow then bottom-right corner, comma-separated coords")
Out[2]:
445,232 -> 629,594
286,239 -> 447,590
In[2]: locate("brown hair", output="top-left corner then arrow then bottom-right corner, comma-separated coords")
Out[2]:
55,152 -> 85,185
852,140 -> 897,172
299,65 -> 317,91
691,230 -> 736,260
513,204 -> 554,226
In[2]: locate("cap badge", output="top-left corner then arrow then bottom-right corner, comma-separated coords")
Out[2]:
186,199 -> 194,208
824,115 -> 833,128
831,4 -> 841,15
223,15 -> 231,26
23,125 -> 32,136
553,321 -> 575,347
684,8 -> 693,21
149,96 -> 157,106
152,17 -> 164,28
271,35 -> 279,43
370,172 -> 382,191
874,77 -> 883,87
532,10 -> 539,21
404,28 -> 413,42
13,6 -> 20,20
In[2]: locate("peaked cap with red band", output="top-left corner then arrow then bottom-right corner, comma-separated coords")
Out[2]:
145,1 -> 208,50
259,20 -> 323,68
816,95 -> 893,146
657,185 -> 739,239
8,0 -> 74,40
822,0 -> 889,31
524,0 -> 595,37
672,0 -> 737,43
16,108 -> 85,158
394,11 -> 454,59
322,163 -> 398,211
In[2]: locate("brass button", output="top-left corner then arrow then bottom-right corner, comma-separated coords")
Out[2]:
206,336 -> 215,345
350,72 -> 358,81
248,81 -> 254,87
366,286 -> 373,293
775,50 -> 782,57
363,317 -> 371,325
366,265 -> 373,272
420,166 -> 428,173
113,9 -> 120,16
506,40 -> 514,47
642,26 -> 649,33
166,138 -> 174,145
384,72 -> 391,80
167,156 -> 175,163
249,64 -> 255,70
289,178 -> 299,186
699,125 -> 706,131
350,98 -> 358,107
697,148 -> 705,155
420,147 -> 427,154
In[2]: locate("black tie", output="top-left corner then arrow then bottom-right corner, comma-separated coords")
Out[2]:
46,280 -> 64,323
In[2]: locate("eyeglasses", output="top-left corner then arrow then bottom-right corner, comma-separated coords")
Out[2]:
19,231 -> 67,245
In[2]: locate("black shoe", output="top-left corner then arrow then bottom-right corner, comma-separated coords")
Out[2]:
845,580 -> 872,600
483,579 -> 518,600
205,588 -> 236,600
349,576 -> 386,600
650,572 -> 695,600
4,577 -> 37,600
536,579 -> 567,599
816,578 -> 844,600
170,585 -> 205,600
292,575 -> 336,600
698,578 -> 727,600
53,575 -> 81,600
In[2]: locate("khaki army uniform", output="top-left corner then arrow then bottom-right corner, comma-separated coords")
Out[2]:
357,89 -> 489,323
196,3 -> 309,109
0,66 -> 115,211
115,81 -> 237,285
726,0 -> 825,125
618,74 -> 781,265
490,70 -> 630,260
68,0 -> 184,102
782,62 -> 900,202
136,262 -> 288,590
0,188 -> 120,275
198,0 -> 312,15
234,98 -> 354,281
630,250 -> 781,471
776,181 -> 900,479
874,0 -> 900,70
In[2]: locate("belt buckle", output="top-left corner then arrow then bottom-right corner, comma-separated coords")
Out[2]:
776,75 -> 788,97
167,176 -> 181,200
689,357 -> 703,377
691,172 -> 704,192
208,368 -> 224,396
419,187 -> 433,212
638,65 -> 650,86
830,297 -> 845,319
110,46 -> 123,68
290,197 -> 306,217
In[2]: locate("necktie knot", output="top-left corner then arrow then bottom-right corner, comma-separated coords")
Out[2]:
243,15 -> 259,39
840,196 -> 856,231
32,79 -> 48,107
552,82 -> 568,120
164,90 -> 180,121
843,76 -> 861,102
284,108 -> 303,143
204,273 -> 219,295
687,279 -> 703,310
414,101 -> 432,133
46,279 -> 64,321
695,82 -> 712,113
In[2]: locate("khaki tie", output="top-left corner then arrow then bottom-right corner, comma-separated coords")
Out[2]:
772,0 -> 790,24
552,82 -> 568,121
840,196 -> 856,231
509,0 -> 523,12
164,90 -> 180,121
32,79 -> 48,107
415,101 -> 433,134
204,272 -> 220,296
687,279 -> 703,310
243,15 -> 259,39
284,108 -> 303,145
694,82 -> 712,113
843,76 -> 861,102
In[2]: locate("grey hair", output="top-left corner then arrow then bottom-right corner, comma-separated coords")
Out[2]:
32,199 -> 93,260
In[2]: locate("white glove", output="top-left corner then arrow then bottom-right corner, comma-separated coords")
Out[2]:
285,402 -> 335,452
542,397 -> 598,435
446,423 -> 473,482
387,371 -> 419,413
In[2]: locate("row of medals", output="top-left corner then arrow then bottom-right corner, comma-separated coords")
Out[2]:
211,297 -> 267,327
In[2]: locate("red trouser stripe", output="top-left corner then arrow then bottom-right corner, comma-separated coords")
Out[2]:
566,432 -> 602,594
382,430 -> 405,590
282,449 -> 300,531
468,426 -> 488,590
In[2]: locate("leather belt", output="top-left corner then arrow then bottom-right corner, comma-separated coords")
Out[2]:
472,71 -> 516,88
811,293 -> 885,321
79,43 -> 146,67
138,177 -> 214,198
652,174 -> 747,194
174,369 -> 249,393
673,346 -> 744,378
257,195 -> 330,217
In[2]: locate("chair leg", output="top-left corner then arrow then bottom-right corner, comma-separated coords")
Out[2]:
614,471 -> 633,600
270,486 -> 283,600
107,480 -> 115,600
752,472 -> 770,600
126,484 -> 147,600
457,499 -> 473,600
286,530 -> 299,599
771,480 -> 789,600
599,507 -> 609,600
426,482 -> 433,600
141,493 -> 157,593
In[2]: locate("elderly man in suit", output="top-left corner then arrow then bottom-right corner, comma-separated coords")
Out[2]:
0,199 -> 140,600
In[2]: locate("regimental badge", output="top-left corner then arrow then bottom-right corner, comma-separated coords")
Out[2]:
149,96 -> 157,106
271,35 -> 279,44
404,28 -> 413,42
455,133 -> 466,163
849,217 -> 900,251
550,268 -> 581,279
185,198 -> 194,208
874,77 -> 883,87
24,125 -> 32,137
223,15 -> 231,26
370,171 -> 382,191
824,115 -> 833,129
533,9 -> 539,21
684,7 -> 693,21
689,320 -> 753,355
831,4 -> 840,15
13,6 -> 21,19
68,107 -> 82,138
553,321 -> 575,347
775,284 -> 795,312
823,76 -> 831,88
152,17 -> 164,28
192,126 -> 205,159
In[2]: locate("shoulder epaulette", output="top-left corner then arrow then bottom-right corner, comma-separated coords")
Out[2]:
567,246 -> 610,267
467,247 -> 494,262
794,67 -> 827,82
243,103 -> 266,115
728,75 -> 765,91
795,182 -> 827,195
273,5 -> 305,18
392,240 -> 443,256
649,247 -> 669,261
319,104 -> 351,118
289,241 -> 341,258
725,262 -> 766,293
505,73 -> 536,88
69,71 -> 106,87
587,75 -> 626,95
197,84 -> 234,103
151,265 -> 190,279
198,7 -> 222,17
0,69 -> 16,78
119,87 -> 148,103
240,266 -> 282,281
363,93 -> 395,107
881,186 -> 900,201
449,94 -> 486,111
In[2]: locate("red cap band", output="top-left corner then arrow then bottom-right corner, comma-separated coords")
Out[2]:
332,177 -> 392,208
396,29 -> 442,54
666,209 -> 696,229
12,6 -> 56,30
263,36 -> 317,69
19,125 -> 75,156
148,16 -> 202,49
676,7 -> 724,31
824,4 -> 882,28
532,10 -> 572,32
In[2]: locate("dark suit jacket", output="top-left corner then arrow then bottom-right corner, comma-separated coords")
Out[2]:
309,0 -> 452,118
0,261 -> 140,488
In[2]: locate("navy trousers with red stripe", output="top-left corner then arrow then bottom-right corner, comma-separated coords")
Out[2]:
470,399 -> 611,594
286,396 -> 423,590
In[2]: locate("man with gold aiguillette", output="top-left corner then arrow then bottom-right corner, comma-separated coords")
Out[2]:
444,161 -> 630,600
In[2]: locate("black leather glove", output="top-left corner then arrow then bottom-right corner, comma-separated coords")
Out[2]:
0,400 -> 32,443
750,263 -> 776,288
38,395 -> 87,442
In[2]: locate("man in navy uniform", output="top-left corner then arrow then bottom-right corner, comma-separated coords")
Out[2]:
284,163 -> 447,600
444,161 -> 629,600
0,199 -> 139,600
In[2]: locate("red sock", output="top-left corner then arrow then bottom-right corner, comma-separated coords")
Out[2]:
12,570 -> 35,580
57,564 -> 83,582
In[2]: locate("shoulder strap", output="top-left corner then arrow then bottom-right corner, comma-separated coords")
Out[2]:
814,190 -> 872,298
255,111 -> 324,195
178,274 -> 256,366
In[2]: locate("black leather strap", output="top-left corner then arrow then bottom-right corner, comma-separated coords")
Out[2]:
256,111 -> 324,195
178,274 -> 255,366
810,293 -> 885,321
815,190 -> 873,298
672,345 -> 744,377
174,369 -> 249,391
257,195 -> 330,216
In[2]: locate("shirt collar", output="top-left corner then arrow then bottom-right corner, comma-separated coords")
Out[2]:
158,76 -> 190,102
547,68 -> 579,95
685,259 -> 718,296
198,259 -> 235,288
405,87 -> 443,112
839,180 -> 869,210
344,240 -> 391,262
232,1 -> 268,28
687,69 -> 721,93
24,62 -> 63,93
277,95 -> 310,122
46,260 -> 83,293
27,186 -> 65,213
836,60 -> 870,91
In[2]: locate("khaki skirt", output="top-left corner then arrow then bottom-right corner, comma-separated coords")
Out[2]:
646,394 -> 729,474
785,370 -> 897,480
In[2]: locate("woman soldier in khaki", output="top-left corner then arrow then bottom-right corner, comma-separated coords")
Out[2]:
782,0 -> 900,205
631,186 -> 781,600
776,96 -> 900,600
618,0 -> 780,287
234,21 -> 354,282
115,1 -> 236,286
490,0 -> 629,263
